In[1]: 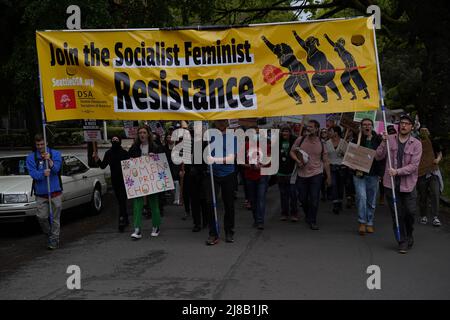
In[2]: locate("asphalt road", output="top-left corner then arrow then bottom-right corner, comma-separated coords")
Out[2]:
1,181 -> 450,300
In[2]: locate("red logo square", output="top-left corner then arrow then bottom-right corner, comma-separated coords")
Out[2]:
54,89 -> 76,110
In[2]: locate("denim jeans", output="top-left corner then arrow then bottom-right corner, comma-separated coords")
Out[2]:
353,175 -> 379,226
296,174 -> 323,224
278,176 -> 298,216
247,176 -> 269,225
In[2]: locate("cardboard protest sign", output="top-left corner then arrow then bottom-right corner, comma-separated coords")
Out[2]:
238,118 -> 258,128
342,142 -> 376,173
418,138 -> 438,177
83,119 -> 102,142
228,119 -> 240,129
281,115 -> 303,123
121,153 -> 174,199
123,120 -> 138,138
339,112 -> 360,133
354,110 -> 376,123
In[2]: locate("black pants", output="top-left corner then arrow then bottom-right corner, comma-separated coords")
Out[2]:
297,174 -> 323,224
112,182 -> 128,225
205,172 -> 236,237
187,172 -> 209,228
385,188 -> 417,243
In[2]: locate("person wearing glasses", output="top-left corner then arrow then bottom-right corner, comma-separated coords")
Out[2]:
376,114 -> 422,254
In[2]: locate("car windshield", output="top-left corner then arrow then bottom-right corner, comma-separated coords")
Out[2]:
0,157 -> 29,176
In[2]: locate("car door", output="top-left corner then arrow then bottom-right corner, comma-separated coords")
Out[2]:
62,155 -> 91,207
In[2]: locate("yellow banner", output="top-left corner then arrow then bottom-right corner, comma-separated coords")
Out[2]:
36,17 -> 379,121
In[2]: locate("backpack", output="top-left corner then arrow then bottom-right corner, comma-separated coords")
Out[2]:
31,150 -> 63,196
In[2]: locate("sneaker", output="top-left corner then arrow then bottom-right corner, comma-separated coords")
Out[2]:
366,225 -> 374,234
398,241 -> 408,254
310,223 -> 319,230
420,216 -> 428,225
151,227 -> 160,237
47,241 -> 58,250
257,224 -> 264,230
206,236 -> 219,246
432,217 -> 441,227
131,228 -> 142,240
290,216 -> 299,222
225,233 -> 234,243
358,224 -> 366,235
280,215 -> 288,221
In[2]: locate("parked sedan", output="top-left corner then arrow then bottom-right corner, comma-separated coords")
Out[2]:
0,154 -> 108,221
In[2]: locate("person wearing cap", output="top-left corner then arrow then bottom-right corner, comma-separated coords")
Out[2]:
94,135 -> 130,232
375,114 -> 422,254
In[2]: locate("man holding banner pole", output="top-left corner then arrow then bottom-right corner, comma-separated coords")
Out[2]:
375,114 -> 422,253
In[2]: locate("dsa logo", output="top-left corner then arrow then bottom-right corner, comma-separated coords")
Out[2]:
54,89 -> 76,110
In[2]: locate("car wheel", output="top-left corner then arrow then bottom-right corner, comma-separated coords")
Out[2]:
90,185 -> 102,214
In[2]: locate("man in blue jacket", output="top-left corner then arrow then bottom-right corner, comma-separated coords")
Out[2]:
26,134 -> 63,249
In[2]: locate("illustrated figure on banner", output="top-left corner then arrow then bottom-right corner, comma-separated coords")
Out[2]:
324,34 -> 370,100
292,31 -> 342,103
261,35 -> 316,105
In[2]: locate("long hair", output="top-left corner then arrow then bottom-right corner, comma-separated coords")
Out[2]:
133,126 -> 153,147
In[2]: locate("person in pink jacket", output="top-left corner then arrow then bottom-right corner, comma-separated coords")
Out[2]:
375,114 -> 422,254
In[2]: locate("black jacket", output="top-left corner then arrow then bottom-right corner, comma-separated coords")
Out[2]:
278,135 -> 297,175
97,146 -> 130,187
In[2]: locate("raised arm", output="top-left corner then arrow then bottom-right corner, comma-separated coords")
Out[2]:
261,35 -> 275,53
324,34 -> 335,47
292,30 -> 307,51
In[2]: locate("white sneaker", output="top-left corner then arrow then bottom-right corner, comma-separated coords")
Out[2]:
131,228 -> 142,240
432,217 -> 441,227
151,227 -> 160,237
420,216 -> 428,225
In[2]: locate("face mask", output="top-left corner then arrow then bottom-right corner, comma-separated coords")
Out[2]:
112,140 -> 121,148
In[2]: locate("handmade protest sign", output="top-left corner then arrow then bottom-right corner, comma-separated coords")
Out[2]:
83,119 -> 102,142
342,142 -> 376,173
354,110 -> 376,122
121,153 -> 174,199
418,137 -> 438,177
36,17 -> 378,121
339,112 -> 360,133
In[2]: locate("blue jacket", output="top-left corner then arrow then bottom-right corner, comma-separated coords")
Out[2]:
26,148 -> 62,196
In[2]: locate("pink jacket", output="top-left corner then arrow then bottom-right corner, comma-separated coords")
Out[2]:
375,134 -> 422,193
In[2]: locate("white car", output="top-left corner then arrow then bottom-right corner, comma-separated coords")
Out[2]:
0,154 -> 108,222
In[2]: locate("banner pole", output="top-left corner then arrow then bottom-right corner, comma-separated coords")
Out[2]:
371,17 -> 401,242
38,69 -> 54,228
205,122 -> 220,238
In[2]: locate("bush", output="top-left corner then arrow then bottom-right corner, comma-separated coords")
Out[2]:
107,126 -> 127,139
0,133 -> 30,147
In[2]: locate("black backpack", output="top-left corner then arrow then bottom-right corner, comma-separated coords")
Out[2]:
31,150 -> 63,196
